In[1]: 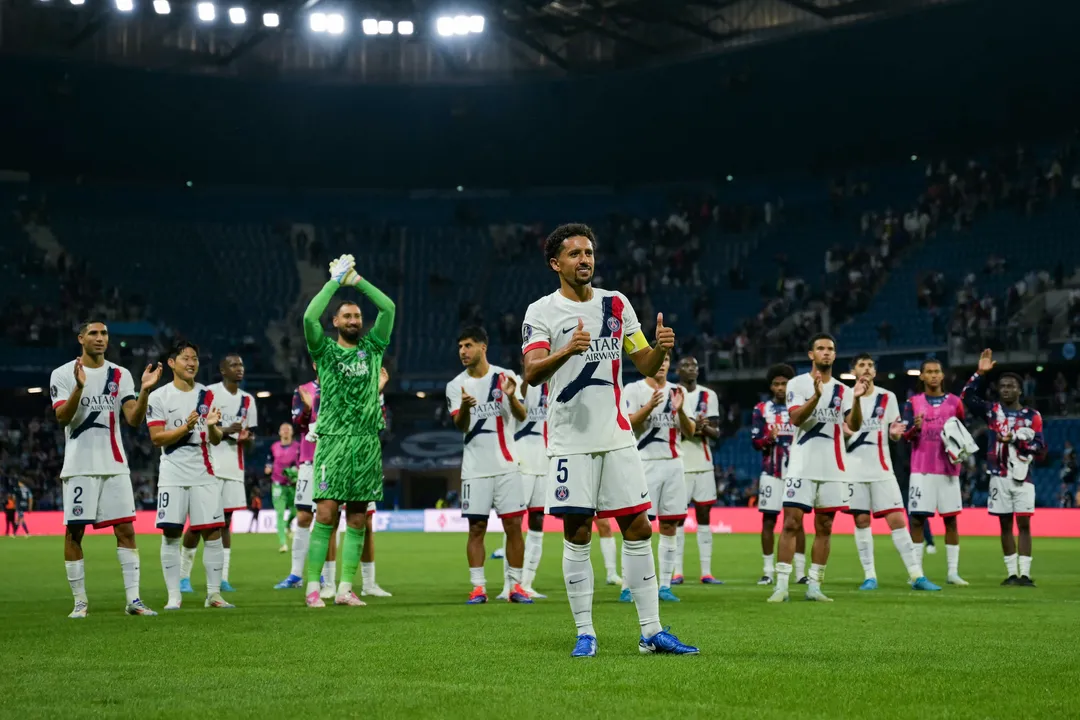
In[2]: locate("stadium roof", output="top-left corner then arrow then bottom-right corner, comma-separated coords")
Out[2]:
3,0 -> 952,81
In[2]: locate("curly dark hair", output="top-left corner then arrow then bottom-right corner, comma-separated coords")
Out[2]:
544,223 -> 597,265
766,364 -> 796,383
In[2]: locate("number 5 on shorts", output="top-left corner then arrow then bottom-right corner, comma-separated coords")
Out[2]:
556,458 -> 569,483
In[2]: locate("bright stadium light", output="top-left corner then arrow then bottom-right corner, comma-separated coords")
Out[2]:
196,2 -> 215,21
262,11 -> 279,27
115,0 -> 134,11
153,0 -> 170,13
906,369 -> 921,376
256,391 -> 271,398
69,0 -> 86,6
397,20 -> 414,35
452,15 -> 469,34
416,391 -> 427,399
228,7 -> 246,24
310,11 -> 327,31
436,16 -> 453,36
326,13 -> 344,34
467,14 -> 484,33
362,18 -> 378,34
27,387 -> 43,395
377,19 -> 393,34
840,373 -> 856,381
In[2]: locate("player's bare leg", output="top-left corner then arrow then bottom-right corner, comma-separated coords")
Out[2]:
805,510 -> 835,601
64,524 -> 89,618
500,514 -> 532,603
768,506 -> 802,601
160,526 -> 185,610
999,513 -> 1020,585
276,507 -> 312,589
595,517 -> 621,585
520,509 -> 546,598
759,512 -> 778,584
201,526 -> 233,608
178,526 -> 201,594
304,499 -> 344,607
694,503 -> 721,584
1016,515 -> 1034,586
331,503 -> 370,606
466,517 -> 489,603
361,511 -> 392,598
943,515 -> 967,585
656,519 -> 681,601
114,521 -> 155,614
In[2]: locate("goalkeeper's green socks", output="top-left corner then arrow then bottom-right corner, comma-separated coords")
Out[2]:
338,527 -> 365,596
305,522 -> 335,591
275,505 -> 288,546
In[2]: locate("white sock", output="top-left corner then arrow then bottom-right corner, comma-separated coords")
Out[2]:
623,539 -> 662,638
507,565 -> 522,585
1004,553 -> 1018,577
946,543 -> 960,576
599,535 -> 618,576
501,541 -> 510,593
161,536 -> 182,600
763,553 -> 775,577
117,547 -> 141,604
563,540 -> 595,637
469,566 -> 485,589
674,525 -> 685,578
775,561 -> 792,593
794,552 -> 807,579
522,530 -> 544,588
222,547 -> 231,583
913,542 -> 925,568
306,581 -> 320,595
697,525 -> 713,578
323,560 -> 336,585
65,559 -> 87,602
808,562 -> 825,592
658,533 -> 677,588
1019,555 -> 1032,577
890,527 -> 922,581
180,545 -> 197,581
854,526 -> 876,580
361,561 -> 375,589
290,525 -> 310,577
337,580 -> 353,596
203,538 -> 224,595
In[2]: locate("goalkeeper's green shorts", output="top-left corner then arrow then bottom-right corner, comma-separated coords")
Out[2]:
312,434 -> 384,505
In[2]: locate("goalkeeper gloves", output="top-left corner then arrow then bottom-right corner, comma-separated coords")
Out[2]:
329,254 -> 361,286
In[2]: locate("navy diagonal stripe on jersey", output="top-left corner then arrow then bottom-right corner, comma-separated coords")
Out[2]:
69,367 -> 114,440
463,374 -> 502,445
848,393 -> 889,452
636,393 -> 674,450
514,421 -> 541,442
556,295 -> 617,404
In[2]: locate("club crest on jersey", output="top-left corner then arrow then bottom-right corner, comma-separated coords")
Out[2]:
147,406 -> 154,418
874,406 -> 884,418
554,485 -> 570,501
492,388 -> 503,401
356,350 -> 367,360
51,385 -> 59,399
198,404 -> 209,415
832,396 -> 842,409
606,317 -> 621,333
522,324 -> 533,343
318,480 -> 329,491
108,381 -> 118,394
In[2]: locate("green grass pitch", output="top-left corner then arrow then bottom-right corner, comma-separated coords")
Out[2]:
1,532 -> 1076,719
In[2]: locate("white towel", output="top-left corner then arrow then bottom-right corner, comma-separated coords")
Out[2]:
941,416 -> 979,465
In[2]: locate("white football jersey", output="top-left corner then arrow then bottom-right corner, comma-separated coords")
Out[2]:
50,360 -> 136,478
206,382 -> 258,482
446,365 -> 517,479
521,288 -> 642,456
623,379 -> 684,461
679,384 -> 719,472
146,382 -> 218,486
845,386 -> 901,482
785,373 -> 854,482
514,380 -> 549,476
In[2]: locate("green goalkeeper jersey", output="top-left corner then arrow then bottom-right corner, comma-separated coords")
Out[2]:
303,279 -> 395,438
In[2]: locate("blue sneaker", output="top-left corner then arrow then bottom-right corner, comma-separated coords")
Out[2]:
274,574 -> 303,589
508,584 -> 534,604
859,578 -> 878,591
639,627 -> 699,655
490,548 -> 505,560
670,575 -> 684,586
618,588 -> 632,603
179,578 -> 194,594
912,576 -> 942,591
220,580 -> 236,593
658,587 -> 681,602
571,634 -> 597,658
466,587 -> 488,604
701,576 -> 724,585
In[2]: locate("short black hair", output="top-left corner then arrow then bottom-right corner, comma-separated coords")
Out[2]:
999,371 -> 1023,389
334,301 -> 361,316
168,340 -> 200,361
77,319 -> 107,336
920,358 -> 943,372
850,352 -> 875,369
544,223 -> 597,265
457,326 -> 488,345
807,332 -> 836,351
219,352 -> 242,369
766,364 -> 796,383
